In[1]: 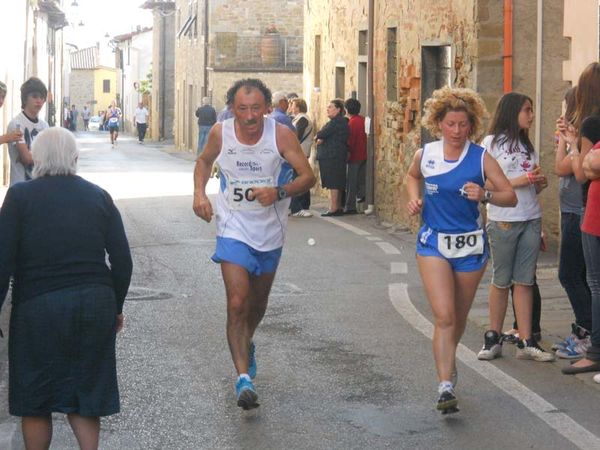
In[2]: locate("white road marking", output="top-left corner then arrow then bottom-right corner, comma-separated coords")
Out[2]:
366,236 -> 383,241
318,217 -> 371,236
375,241 -> 401,255
391,262 -> 408,274
389,283 -> 600,450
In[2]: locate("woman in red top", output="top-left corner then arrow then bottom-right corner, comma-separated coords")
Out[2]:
344,98 -> 367,214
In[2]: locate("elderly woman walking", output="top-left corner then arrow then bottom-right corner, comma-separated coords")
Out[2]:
0,127 -> 132,450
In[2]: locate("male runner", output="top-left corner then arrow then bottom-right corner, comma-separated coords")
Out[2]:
106,103 -> 122,147
193,78 -> 315,409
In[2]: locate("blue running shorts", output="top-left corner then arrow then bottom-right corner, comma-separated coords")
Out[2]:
416,225 -> 489,272
212,237 -> 283,276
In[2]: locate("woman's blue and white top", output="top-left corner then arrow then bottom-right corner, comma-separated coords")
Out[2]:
418,139 -> 486,258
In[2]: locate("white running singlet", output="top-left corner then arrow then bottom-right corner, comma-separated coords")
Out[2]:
215,117 -> 293,251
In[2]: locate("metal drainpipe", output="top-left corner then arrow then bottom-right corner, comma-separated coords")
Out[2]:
503,0 -> 513,93
203,0 -> 209,98
364,0 -> 375,215
534,0 -> 543,151
160,11 -> 166,140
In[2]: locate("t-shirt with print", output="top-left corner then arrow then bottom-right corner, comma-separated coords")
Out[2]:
7,112 -> 49,186
481,134 -> 542,222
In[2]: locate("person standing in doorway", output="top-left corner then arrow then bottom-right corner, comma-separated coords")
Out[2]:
6,77 -> 49,185
344,98 -> 367,214
192,78 -> 315,410
195,97 -> 216,156
134,102 -> 149,144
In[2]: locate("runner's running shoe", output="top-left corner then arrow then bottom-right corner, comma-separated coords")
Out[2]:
516,339 -> 555,362
248,341 -> 257,379
436,383 -> 459,414
477,330 -> 503,360
235,376 -> 259,410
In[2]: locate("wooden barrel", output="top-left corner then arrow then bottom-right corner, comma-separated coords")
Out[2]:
260,34 -> 281,67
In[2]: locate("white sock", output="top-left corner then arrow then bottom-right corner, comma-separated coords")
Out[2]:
438,381 -> 453,394
238,373 -> 250,382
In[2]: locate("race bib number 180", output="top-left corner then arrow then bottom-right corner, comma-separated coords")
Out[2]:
228,176 -> 274,210
437,229 -> 484,259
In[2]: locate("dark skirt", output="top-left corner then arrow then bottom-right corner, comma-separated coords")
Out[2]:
9,284 -> 120,417
319,159 -> 346,190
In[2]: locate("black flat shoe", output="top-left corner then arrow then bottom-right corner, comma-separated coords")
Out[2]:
321,210 -> 343,217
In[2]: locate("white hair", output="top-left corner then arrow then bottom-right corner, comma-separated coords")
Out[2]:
272,91 -> 288,104
202,96 -> 210,105
31,127 -> 78,178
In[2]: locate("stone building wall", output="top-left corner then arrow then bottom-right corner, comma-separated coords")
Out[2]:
305,0 -> 569,246
174,0 -> 304,152
69,70 -> 95,127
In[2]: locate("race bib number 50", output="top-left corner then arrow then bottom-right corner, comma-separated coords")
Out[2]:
228,176 -> 274,210
437,229 -> 484,259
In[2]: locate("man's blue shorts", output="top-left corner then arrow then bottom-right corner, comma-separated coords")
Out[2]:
211,237 -> 283,276
416,226 -> 489,272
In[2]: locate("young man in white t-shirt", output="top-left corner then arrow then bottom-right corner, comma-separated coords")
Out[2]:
7,77 -> 49,185
134,102 -> 149,144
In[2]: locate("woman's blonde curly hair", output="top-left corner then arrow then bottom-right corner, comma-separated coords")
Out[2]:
421,86 -> 488,141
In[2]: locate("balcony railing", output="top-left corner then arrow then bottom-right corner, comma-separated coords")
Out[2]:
211,33 -> 303,72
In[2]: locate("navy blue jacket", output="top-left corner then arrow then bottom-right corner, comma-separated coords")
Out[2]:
0,175 -> 132,314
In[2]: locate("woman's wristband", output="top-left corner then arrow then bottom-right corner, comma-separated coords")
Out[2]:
526,172 -> 536,184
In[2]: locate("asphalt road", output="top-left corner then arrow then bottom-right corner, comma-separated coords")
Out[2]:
1,132 -> 599,449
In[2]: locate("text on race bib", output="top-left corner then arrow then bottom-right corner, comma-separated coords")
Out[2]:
437,229 -> 484,259
228,176 -> 274,210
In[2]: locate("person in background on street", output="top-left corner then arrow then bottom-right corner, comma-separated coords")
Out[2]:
195,96 -> 216,156
70,104 -> 79,131
286,92 -> 298,117
344,98 -> 367,214
0,81 -> 23,146
269,91 -> 295,131
217,103 -> 234,123
552,86 -> 592,359
0,127 -> 132,450
106,102 -> 122,148
316,99 -> 349,216
559,62 -> 600,375
63,103 -> 70,129
192,78 -> 315,410
82,105 -> 91,131
134,102 -> 149,144
6,77 -> 48,186
477,92 -> 554,364
406,86 -> 516,414
290,98 -> 314,217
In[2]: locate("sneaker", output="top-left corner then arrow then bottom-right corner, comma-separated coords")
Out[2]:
235,376 -> 259,410
552,334 -> 577,351
556,336 -> 591,360
436,383 -> 459,414
593,373 -> 600,384
516,339 -> 555,362
477,330 -> 503,360
291,209 -> 313,218
248,341 -> 257,379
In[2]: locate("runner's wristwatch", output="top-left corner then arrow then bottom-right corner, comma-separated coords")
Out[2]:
481,190 -> 493,204
276,186 -> 288,200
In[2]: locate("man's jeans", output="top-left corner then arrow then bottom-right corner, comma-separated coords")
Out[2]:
198,125 -> 212,156
582,231 -> 600,360
137,123 -> 147,142
559,212 -> 592,330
